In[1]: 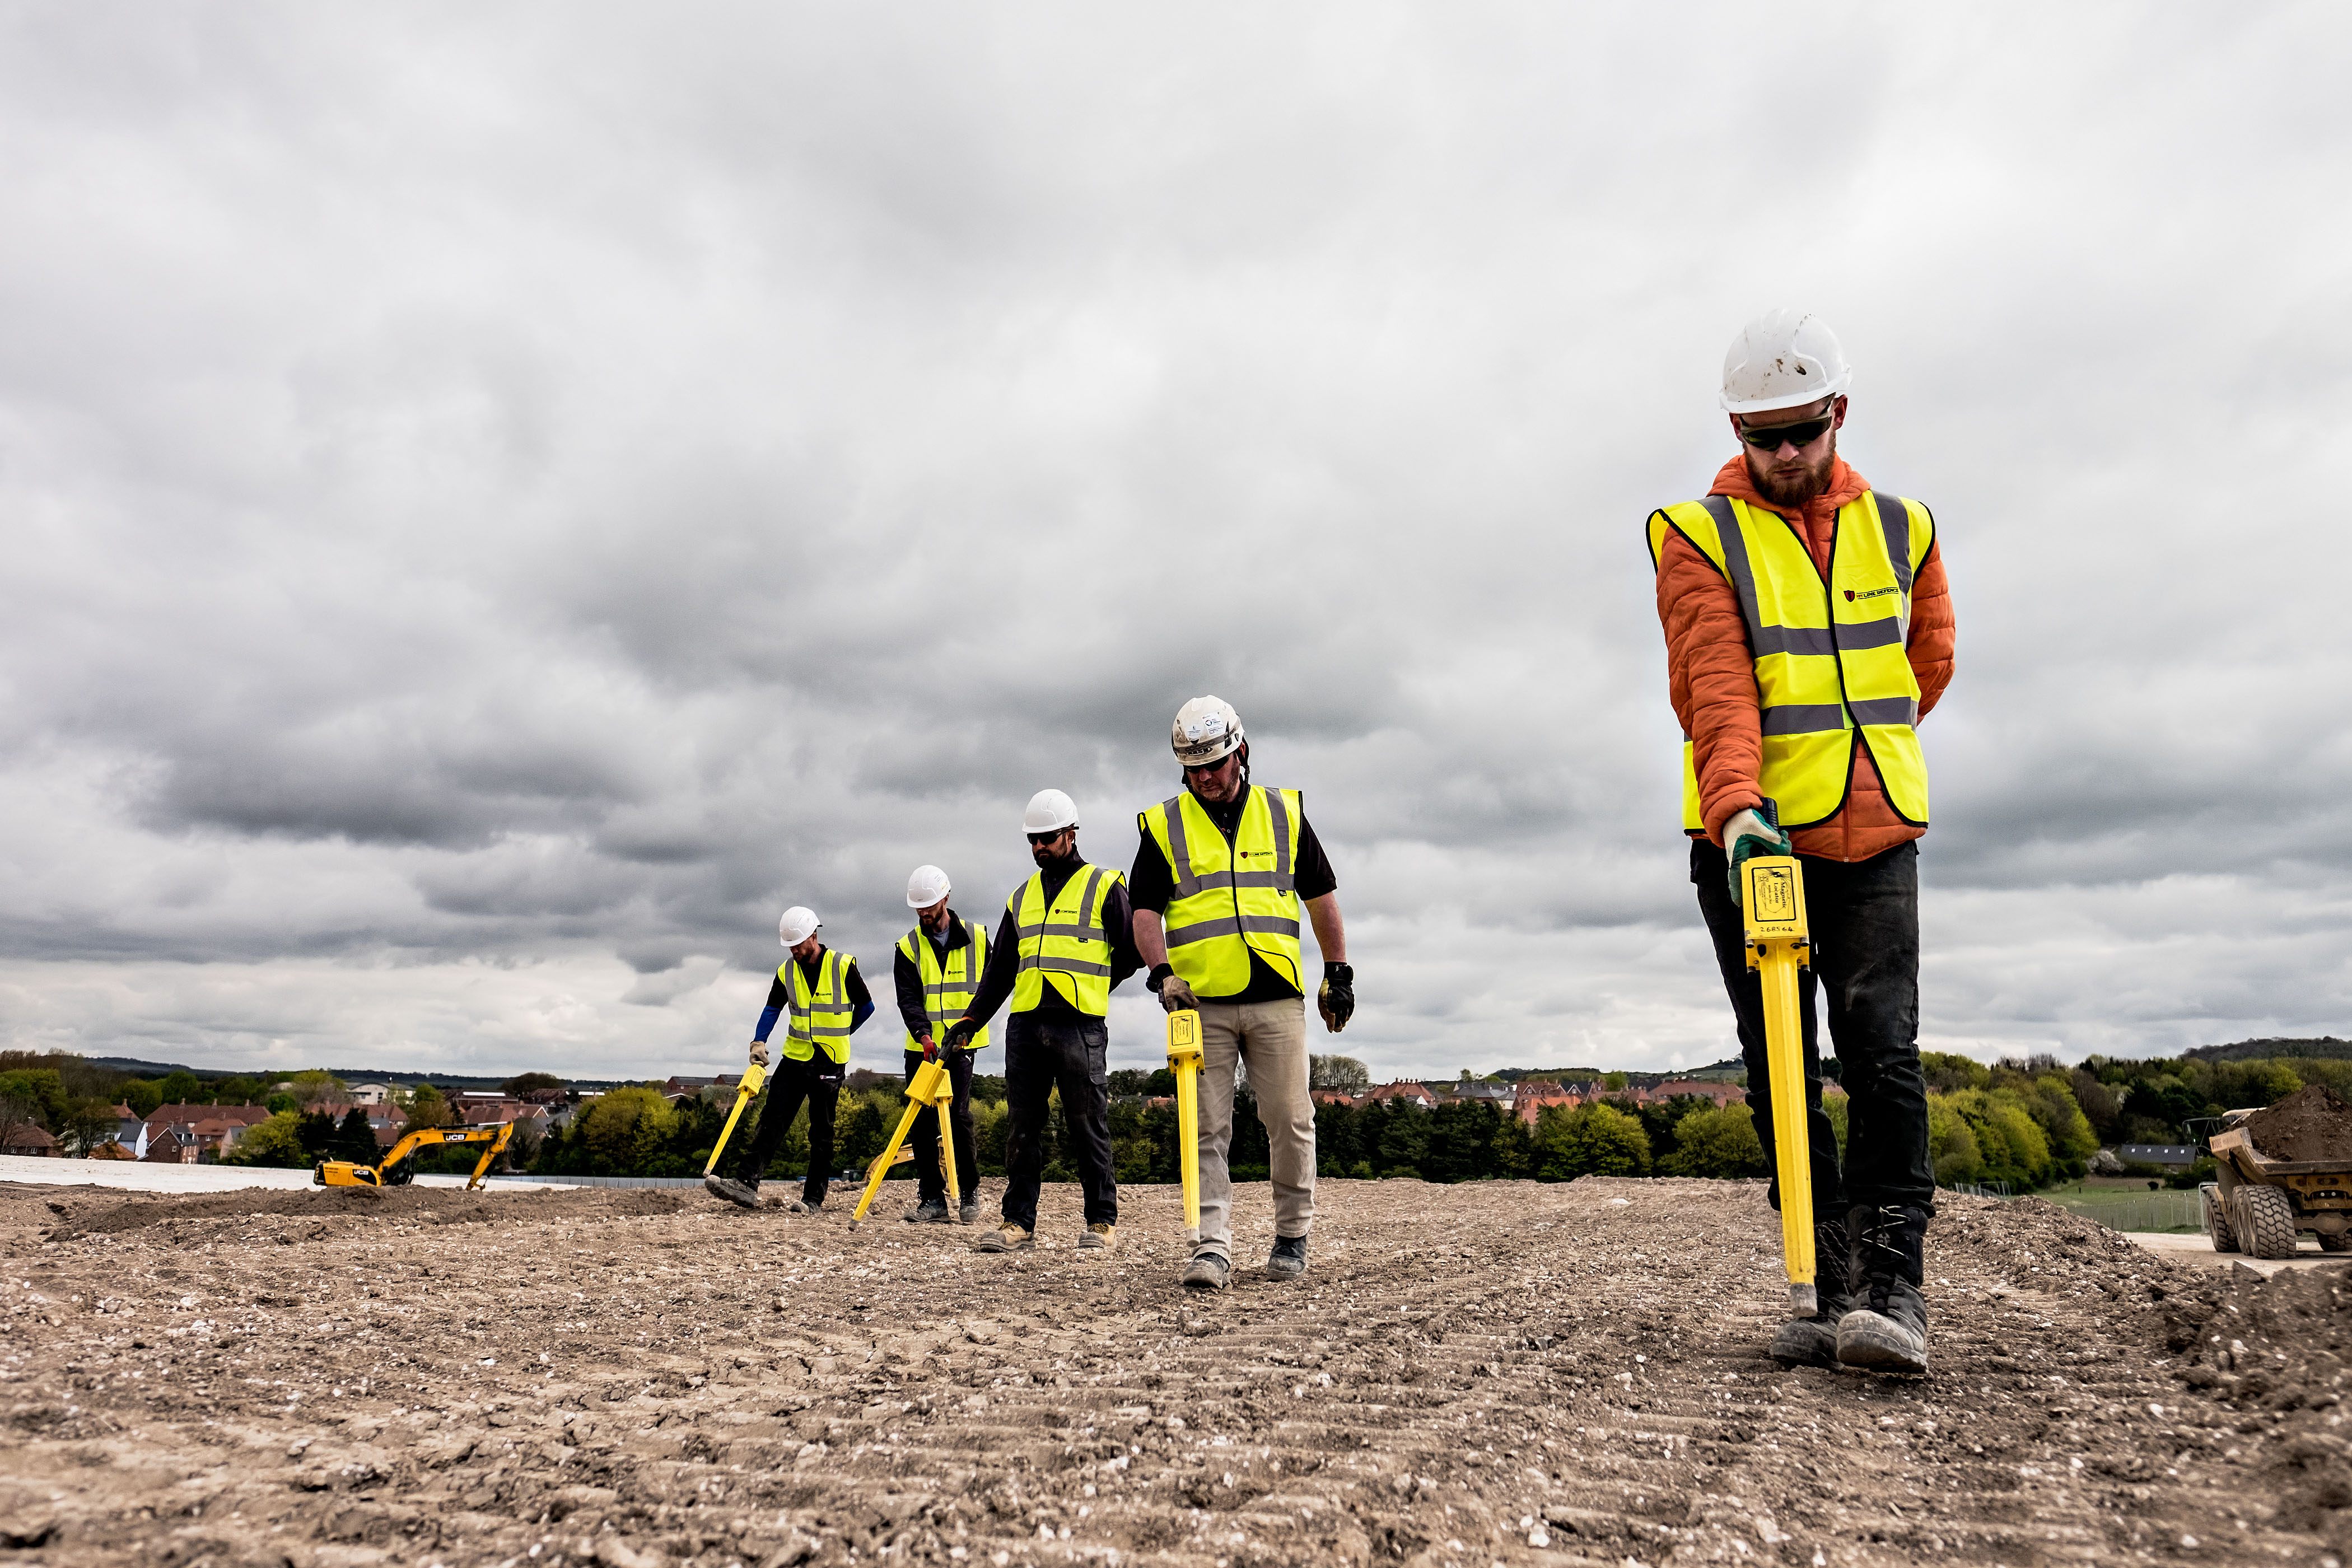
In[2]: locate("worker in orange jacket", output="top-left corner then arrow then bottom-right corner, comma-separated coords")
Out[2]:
1648,309 -> 1956,1375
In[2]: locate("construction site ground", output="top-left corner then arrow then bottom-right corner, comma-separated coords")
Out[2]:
4,1175 -> 2345,1567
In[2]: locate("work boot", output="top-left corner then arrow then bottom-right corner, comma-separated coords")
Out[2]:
1078,1222 -> 1117,1251
703,1174 -> 762,1211
1266,1234 -> 1309,1280
787,1193 -> 825,1216
958,1201 -> 981,1226
903,1200 -> 950,1225
1182,1251 -> 1231,1291
1836,1203 -> 1930,1375
973,1221 -> 1034,1253
1768,1214 -> 1856,1369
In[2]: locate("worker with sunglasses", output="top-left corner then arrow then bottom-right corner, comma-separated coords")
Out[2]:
943,789 -> 1141,1254
1646,310 -> 1956,1376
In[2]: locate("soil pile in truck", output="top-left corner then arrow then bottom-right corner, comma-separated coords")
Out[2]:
2240,1083 -> 2352,1163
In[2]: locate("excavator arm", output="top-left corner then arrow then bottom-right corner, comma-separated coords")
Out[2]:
315,1121 -> 516,1191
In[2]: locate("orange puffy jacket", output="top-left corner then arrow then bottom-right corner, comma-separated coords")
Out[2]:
1654,454 -> 1956,862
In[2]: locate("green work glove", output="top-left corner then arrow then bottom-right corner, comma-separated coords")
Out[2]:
1723,806 -> 1793,904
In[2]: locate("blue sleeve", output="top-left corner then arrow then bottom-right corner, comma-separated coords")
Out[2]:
851,1000 -> 875,1034
754,1006 -> 783,1043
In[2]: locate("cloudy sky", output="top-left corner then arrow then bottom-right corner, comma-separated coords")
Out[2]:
3,4 -> 2348,1084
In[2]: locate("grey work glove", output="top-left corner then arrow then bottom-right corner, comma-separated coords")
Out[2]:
1723,805 -> 1794,904
1317,962 -> 1355,1033
1149,964 -> 1200,1013
747,1038 -> 771,1068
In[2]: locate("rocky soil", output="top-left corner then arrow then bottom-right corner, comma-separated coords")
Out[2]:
2,1176 -> 2341,1566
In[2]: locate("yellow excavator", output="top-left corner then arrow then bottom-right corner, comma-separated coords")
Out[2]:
314,1121 -> 516,1190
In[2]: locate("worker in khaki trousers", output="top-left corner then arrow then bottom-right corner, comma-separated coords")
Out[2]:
1131,697 -> 1354,1291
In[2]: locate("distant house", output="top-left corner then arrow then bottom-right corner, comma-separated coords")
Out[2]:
349,1084 -> 393,1106
1,1124 -> 58,1158
1369,1081 -> 1437,1109
141,1128 -> 198,1163
1648,1079 -> 1746,1108
662,1075 -> 738,1100
1450,1082 -> 1514,1103
2119,1144 -> 2201,1169
1513,1084 -> 1584,1126
90,1140 -> 136,1161
1309,1089 -> 1360,1109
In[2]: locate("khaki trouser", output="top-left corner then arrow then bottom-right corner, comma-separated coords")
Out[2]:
1194,997 -> 1314,1258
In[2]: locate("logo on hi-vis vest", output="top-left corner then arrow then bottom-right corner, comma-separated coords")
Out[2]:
1844,585 -> 1900,603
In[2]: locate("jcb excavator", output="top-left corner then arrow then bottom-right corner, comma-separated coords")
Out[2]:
314,1121 -> 516,1190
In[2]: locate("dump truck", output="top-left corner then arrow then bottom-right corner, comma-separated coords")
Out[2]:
2202,1103 -> 2352,1260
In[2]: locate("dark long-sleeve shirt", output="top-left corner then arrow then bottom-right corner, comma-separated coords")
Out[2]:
753,947 -> 874,1042
1128,788 -> 1338,1002
891,912 -> 979,1042
960,852 -> 1140,1028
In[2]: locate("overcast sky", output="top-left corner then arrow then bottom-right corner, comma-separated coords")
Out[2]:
2,4 -> 2348,1085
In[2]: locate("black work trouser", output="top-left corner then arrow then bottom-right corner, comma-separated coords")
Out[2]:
1692,838 -> 1935,1215
1000,1012 -> 1117,1231
734,1053 -> 841,1205
903,1047 -> 979,1206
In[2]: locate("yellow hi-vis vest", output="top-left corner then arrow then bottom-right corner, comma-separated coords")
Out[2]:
895,920 -> 990,1052
778,946 -> 857,1065
1647,491 -> 1935,832
1139,785 -> 1305,997
1008,864 -> 1121,1016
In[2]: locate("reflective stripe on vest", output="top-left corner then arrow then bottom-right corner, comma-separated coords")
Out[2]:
1646,489 -> 1933,831
1140,785 -> 1305,997
779,947 -> 856,1065
1009,864 -> 1121,1016
895,919 -> 990,1051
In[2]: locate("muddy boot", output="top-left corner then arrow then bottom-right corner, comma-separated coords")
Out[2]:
704,1174 -> 762,1211
787,1193 -> 825,1216
903,1200 -> 950,1225
1836,1203 -> 1930,1375
1077,1222 -> 1117,1251
973,1221 -> 1034,1253
958,1201 -> 981,1226
1266,1235 -> 1308,1280
1182,1250 -> 1231,1291
1768,1214 -> 1855,1369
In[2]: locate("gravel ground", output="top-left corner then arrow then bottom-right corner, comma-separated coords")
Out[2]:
1,1176 -> 2339,1566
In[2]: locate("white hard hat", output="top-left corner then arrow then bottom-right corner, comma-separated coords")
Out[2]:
1023,788 -> 1079,834
777,906 -> 820,946
906,864 -> 951,908
1171,696 -> 1245,768
1720,309 -> 1851,415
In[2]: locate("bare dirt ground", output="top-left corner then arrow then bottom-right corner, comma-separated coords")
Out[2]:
2,1175 -> 2342,1567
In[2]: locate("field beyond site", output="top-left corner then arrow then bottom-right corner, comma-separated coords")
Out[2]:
3,1177 -> 2344,1567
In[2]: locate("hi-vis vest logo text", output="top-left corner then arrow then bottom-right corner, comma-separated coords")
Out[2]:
1844,585 -> 1900,603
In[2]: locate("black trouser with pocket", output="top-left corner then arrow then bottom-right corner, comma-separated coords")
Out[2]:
1691,838 -> 1935,1216
903,1047 -> 979,1206
1000,1012 -> 1117,1231
735,1052 -> 842,1205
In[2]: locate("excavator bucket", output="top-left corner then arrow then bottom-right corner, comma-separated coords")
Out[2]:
1166,1009 -> 1203,1243
1741,853 -> 1816,1314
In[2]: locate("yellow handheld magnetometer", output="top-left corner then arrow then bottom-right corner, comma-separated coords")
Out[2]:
1742,853 -> 1817,1314
1166,1009 -> 1204,1243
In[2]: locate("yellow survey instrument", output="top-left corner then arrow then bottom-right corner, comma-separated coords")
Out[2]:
1742,851 -> 1817,1314
848,1057 -> 960,1229
315,1120 -> 515,1192
1166,1008 -> 1203,1243
703,1063 -> 768,1179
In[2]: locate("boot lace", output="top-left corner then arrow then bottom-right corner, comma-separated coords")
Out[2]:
1856,1205 -> 1911,1311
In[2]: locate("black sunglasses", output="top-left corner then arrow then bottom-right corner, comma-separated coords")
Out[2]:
1737,412 -> 1835,451
1025,830 -> 1067,846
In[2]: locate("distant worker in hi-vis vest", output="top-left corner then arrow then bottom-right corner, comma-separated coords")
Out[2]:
707,904 -> 874,1214
892,863 -> 988,1226
1132,697 -> 1352,1292
945,790 -> 1140,1253
1648,310 -> 1956,1374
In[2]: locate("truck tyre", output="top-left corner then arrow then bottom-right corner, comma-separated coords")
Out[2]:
2204,1184 -> 2239,1253
2320,1232 -> 2351,1254
2237,1184 -> 2299,1260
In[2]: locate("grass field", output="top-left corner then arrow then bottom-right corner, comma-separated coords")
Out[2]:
2034,1179 -> 2204,1233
